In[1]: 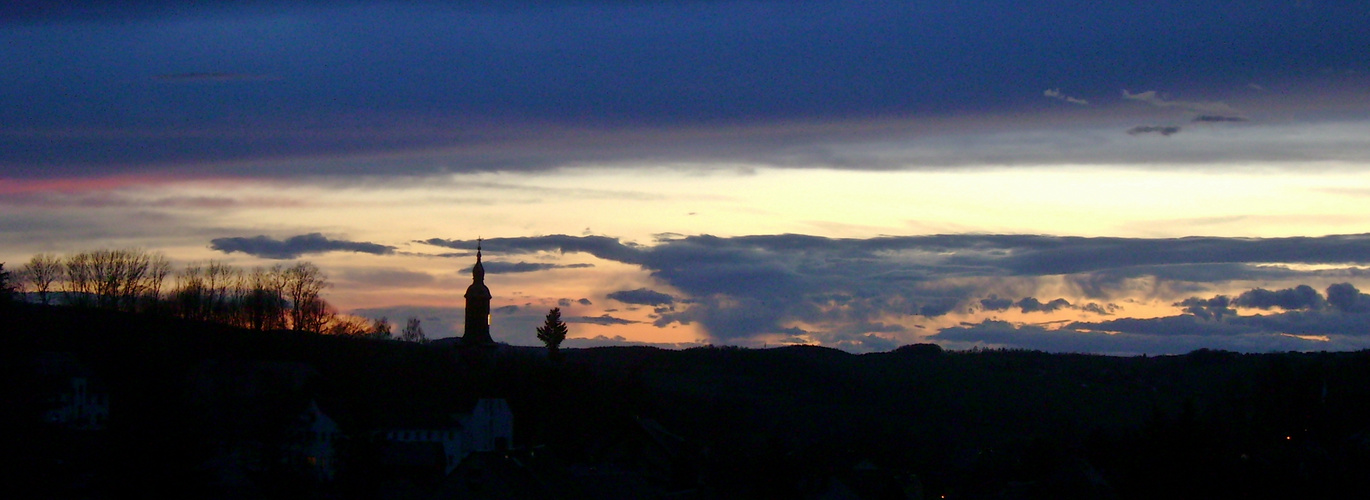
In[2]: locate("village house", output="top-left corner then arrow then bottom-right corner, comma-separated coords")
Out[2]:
376,398 -> 514,475
35,352 -> 109,431
283,400 -> 344,481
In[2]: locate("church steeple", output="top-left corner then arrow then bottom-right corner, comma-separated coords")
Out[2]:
462,238 -> 494,346
472,239 -> 486,282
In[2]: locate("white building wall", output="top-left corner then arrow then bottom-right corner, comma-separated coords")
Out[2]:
45,376 -> 109,430
466,398 -> 513,452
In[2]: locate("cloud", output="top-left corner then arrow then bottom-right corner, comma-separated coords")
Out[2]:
1174,295 -> 1235,320
607,288 -> 676,306
1193,115 -> 1248,123
1016,297 -> 1071,313
984,295 -> 1116,315
1127,125 -> 1181,136
1048,283 -> 1370,339
932,319 -> 1354,355
977,234 -> 1370,276
463,233 -> 1370,282
429,233 -> 1370,349
210,233 -> 395,259
492,305 -> 522,315
1122,89 -> 1237,115
1072,306 -> 1370,341
566,314 -> 640,326
337,268 -> 436,288
0,182 -> 309,211
562,335 -> 704,350
919,299 -> 960,317
1071,283 -> 1370,339
458,261 -> 594,274
421,235 -> 645,265
1080,303 -> 1120,316
1087,313 -> 1250,336
1043,88 -> 1089,105
1233,285 -> 1324,311
13,115 -> 1370,182
980,295 -> 1013,311
9,2 -> 1370,179
1325,282 -> 1370,313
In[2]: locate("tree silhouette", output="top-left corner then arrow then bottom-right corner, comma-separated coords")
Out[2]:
243,265 -> 288,331
400,317 -> 428,343
20,254 -> 61,305
63,251 -> 95,307
284,262 -> 330,332
324,313 -> 371,337
536,307 -> 569,362
48,249 -> 170,311
368,316 -> 393,340
0,262 -> 14,306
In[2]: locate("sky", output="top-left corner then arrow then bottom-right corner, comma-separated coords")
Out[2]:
4,1 -> 1370,354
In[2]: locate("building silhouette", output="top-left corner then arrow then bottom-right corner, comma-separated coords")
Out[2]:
462,240 -> 495,347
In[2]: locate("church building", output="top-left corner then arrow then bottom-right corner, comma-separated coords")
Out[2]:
462,240 -> 495,346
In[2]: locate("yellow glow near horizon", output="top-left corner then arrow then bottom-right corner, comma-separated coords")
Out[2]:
6,161 -> 1370,348
409,163 -> 1370,242
17,162 -> 1364,264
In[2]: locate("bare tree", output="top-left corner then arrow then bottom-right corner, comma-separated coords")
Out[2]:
537,307 -> 569,362
21,254 -> 62,305
400,317 -> 428,343
89,249 -> 124,309
114,249 -> 151,311
369,316 -> 393,340
145,254 -> 172,312
56,249 -> 164,312
203,261 -> 240,324
32,249 -> 346,334
324,312 -> 370,337
64,252 -> 94,307
174,262 -> 209,321
300,298 -> 334,333
243,265 -> 288,331
321,314 -> 395,340
284,262 -> 330,332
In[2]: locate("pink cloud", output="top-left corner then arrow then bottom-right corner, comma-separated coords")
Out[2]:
0,175 -> 174,195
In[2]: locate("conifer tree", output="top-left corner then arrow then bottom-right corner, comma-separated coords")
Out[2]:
0,263 -> 14,307
536,307 -> 569,362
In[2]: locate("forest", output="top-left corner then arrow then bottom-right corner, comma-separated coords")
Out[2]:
3,250 -> 423,340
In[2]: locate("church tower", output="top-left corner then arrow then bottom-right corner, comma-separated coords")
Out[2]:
462,240 -> 494,346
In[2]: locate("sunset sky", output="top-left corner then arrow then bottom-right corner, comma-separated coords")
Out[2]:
5,1 -> 1370,354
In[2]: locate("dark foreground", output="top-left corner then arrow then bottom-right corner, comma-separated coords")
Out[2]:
6,303 -> 1370,499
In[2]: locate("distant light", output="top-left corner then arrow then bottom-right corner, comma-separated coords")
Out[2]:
1286,436 -> 1292,440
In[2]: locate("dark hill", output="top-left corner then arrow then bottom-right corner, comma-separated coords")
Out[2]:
8,303 -> 1370,498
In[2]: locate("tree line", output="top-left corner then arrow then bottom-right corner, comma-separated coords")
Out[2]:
8,250 -> 424,342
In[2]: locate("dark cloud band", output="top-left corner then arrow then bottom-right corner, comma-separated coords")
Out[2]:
211,233 -> 395,259
424,232 -> 1370,350
7,2 -> 1370,178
